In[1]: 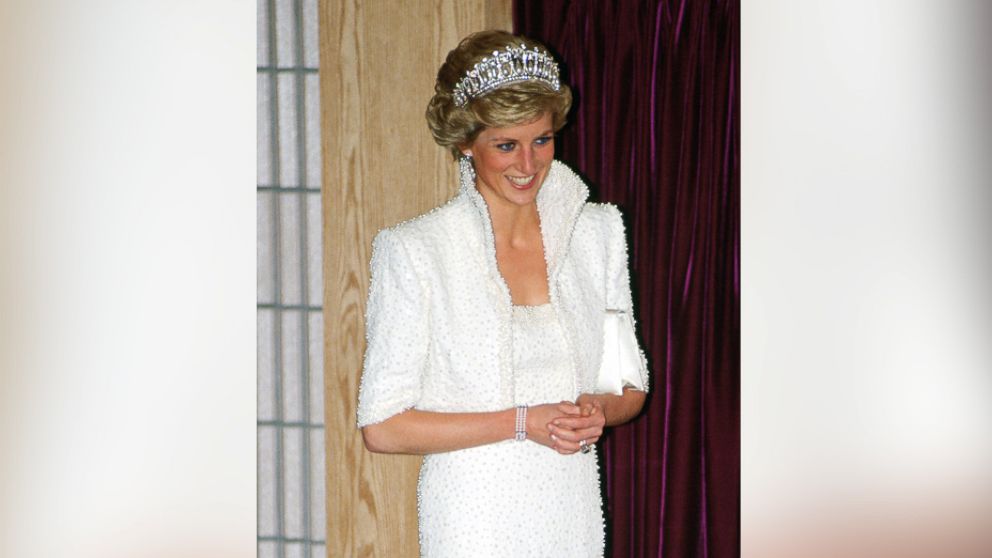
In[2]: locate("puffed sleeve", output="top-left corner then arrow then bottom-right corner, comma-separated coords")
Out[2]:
356,228 -> 430,427
605,205 -> 650,392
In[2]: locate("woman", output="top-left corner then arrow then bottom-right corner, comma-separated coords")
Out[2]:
356,30 -> 648,556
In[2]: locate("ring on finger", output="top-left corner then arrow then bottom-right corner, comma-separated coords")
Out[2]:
579,439 -> 592,454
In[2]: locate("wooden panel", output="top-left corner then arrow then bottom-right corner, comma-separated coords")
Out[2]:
320,1 -> 511,556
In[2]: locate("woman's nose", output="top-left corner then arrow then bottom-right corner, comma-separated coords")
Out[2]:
518,146 -> 537,175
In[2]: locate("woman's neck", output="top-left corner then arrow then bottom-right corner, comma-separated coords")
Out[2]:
486,199 -> 542,248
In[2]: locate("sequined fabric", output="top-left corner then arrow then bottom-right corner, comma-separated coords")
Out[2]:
356,160 -> 649,429
355,160 -> 649,556
416,304 -> 604,557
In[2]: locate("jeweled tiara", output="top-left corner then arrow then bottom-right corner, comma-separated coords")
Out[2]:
452,44 -> 561,107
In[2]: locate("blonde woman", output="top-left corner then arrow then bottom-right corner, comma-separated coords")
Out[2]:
356,30 -> 648,557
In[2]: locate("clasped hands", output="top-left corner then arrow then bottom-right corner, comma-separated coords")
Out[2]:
527,399 -> 605,455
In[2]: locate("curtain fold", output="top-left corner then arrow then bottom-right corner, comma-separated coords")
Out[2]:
514,3 -> 739,557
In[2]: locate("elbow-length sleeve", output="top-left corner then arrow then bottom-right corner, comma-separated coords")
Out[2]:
605,205 -> 650,392
356,228 -> 430,427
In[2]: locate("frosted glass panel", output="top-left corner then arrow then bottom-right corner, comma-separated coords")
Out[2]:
258,0 -> 324,553
281,310 -> 303,423
309,428 -> 326,538
285,543 -> 304,558
305,75 -> 321,187
257,0 -> 270,67
257,192 -> 275,304
257,74 -> 273,184
283,427 -> 304,538
258,541 -> 277,558
258,308 -> 276,421
308,311 -> 324,423
306,192 -> 322,306
277,73 -> 300,186
279,193 -> 302,305
302,0 -> 319,68
275,0 -> 297,67
258,427 -> 278,537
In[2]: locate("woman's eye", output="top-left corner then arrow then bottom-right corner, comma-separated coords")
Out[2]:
535,135 -> 553,146
496,142 -> 515,152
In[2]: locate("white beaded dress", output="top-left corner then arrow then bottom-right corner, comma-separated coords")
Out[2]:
416,304 -> 605,557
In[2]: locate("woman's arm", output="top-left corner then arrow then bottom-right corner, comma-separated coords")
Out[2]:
361,402 -> 577,455
543,389 -> 646,452
576,388 -> 647,427
587,207 -> 650,428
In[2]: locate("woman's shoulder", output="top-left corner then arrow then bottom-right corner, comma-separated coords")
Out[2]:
577,201 -> 625,236
377,193 -> 473,237
372,194 -> 478,261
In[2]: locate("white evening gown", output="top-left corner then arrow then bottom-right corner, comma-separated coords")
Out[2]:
416,304 -> 604,557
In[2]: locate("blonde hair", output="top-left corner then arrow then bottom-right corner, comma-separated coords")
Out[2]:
425,30 -> 572,160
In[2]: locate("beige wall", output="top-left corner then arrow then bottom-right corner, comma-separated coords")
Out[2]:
319,1 -> 512,555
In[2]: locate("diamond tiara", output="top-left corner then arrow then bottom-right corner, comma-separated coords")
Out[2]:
452,44 -> 561,107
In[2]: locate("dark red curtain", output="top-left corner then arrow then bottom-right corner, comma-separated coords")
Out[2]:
514,2 -> 739,557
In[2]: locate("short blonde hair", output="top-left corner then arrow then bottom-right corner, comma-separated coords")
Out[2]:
426,30 -> 573,160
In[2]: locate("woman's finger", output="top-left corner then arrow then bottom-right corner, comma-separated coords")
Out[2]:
579,402 -> 599,417
548,424 -> 601,443
557,402 -> 581,415
550,414 -> 605,431
569,426 -> 602,441
555,435 -> 599,454
553,437 -> 581,454
549,433 -> 577,454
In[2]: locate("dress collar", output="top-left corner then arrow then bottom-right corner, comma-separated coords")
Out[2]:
459,158 -> 589,282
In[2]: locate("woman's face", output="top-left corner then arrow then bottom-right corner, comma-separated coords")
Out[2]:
464,112 -> 554,210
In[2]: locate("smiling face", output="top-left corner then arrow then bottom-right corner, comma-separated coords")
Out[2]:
463,112 -> 555,211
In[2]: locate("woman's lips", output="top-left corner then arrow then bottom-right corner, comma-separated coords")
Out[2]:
506,174 -> 536,189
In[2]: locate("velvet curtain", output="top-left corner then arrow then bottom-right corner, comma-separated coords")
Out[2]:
514,2 -> 739,557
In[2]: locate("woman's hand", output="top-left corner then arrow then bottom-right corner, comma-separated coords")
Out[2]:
546,400 -> 605,455
525,402 -> 580,450
575,389 -> 647,427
